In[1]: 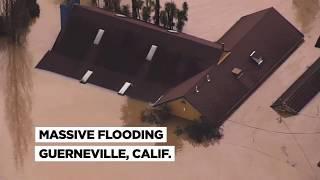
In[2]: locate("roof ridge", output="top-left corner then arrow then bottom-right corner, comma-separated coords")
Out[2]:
223,7 -> 273,51
153,8 -> 275,106
153,66 -> 213,105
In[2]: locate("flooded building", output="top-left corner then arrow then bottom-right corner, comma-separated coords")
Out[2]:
154,7 -> 304,123
271,57 -> 320,115
36,5 -> 223,102
36,5 -> 304,123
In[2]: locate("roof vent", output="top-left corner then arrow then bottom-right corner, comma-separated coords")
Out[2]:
80,70 -> 93,84
221,42 -> 225,51
118,82 -> 132,95
115,13 -> 126,17
232,68 -> 243,78
167,29 -> 178,33
250,50 -> 264,66
93,29 -> 105,45
206,74 -> 211,82
146,45 -> 158,61
195,85 -> 200,93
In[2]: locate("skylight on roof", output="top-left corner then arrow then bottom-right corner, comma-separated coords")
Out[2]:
118,82 -> 132,95
250,50 -> 264,66
93,29 -> 105,45
80,70 -> 93,84
146,45 -> 158,61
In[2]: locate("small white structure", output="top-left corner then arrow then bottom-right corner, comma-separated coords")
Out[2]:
118,82 -> 132,95
80,70 -> 93,84
206,74 -> 211,82
250,50 -> 264,66
146,45 -> 158,61
93,29 -> 105,45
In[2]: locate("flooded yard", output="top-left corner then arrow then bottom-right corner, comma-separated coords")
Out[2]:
0,0 -> 319,179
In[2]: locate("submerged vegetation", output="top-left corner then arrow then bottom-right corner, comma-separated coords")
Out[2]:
94,0 -> 189,32
141,106 -> 223,144
182,120 -> 224,144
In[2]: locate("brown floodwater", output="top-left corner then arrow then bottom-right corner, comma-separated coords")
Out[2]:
0,0 -> 319,179
293,0 -> 320,33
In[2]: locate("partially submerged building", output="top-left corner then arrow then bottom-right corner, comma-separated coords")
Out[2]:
271,57 -> 320,115
153,7 -> 304,123
37,5 -> 223,102
36,5 -> 304,124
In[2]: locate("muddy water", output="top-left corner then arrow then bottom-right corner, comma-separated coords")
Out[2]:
0,0 -> 319,180
293,0 -> 320,33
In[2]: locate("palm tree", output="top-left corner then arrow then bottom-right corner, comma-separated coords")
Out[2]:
159,10 -> 168,28
164,2 -> 177,29
142,0 -> 154,22
176,2 -> 188,32
1,0 -> 39,43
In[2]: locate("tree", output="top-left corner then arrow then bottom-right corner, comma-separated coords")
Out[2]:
1,0 -> 40,43
142,0 -> 154,22
176,2 -> 188,32
154,0 -> 160,25
135,0 -> 144,19
184,118 -> 223,143
131,0 -> 138,18
142,6 -> 152,21
104,0 -> 121,13
145,0 -> 155,8
121,4 -> 130,16
28,0 -> 40,18
159,10 -> 168,28
164,2 -> 177,29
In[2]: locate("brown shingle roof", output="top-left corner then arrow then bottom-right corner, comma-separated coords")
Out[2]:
154,7 -> 304,124
271,57 -> 320,115
36,5 -> 223,102
36,5 -> 304,124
